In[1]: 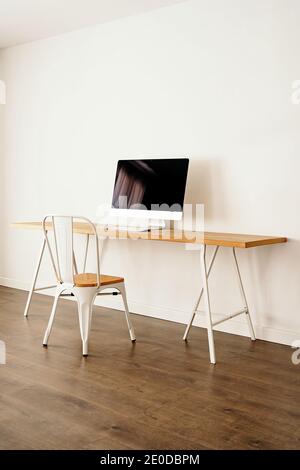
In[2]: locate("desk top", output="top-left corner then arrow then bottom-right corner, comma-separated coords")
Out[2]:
11,221 -> 287,249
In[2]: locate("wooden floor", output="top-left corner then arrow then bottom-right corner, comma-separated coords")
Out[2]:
0,286 -> 299,450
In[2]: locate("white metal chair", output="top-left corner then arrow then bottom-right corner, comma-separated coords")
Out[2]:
42,215 -> 136,356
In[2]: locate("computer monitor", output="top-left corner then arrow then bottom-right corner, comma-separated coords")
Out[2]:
110,158 -> 189,228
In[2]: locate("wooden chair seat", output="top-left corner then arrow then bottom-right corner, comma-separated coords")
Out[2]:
74,273 -> 124,287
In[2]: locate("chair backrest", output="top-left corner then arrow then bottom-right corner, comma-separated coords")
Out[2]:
43,215 -> 100,286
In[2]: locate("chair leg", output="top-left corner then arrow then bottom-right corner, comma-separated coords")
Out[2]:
75,287 -> 96,356
118,283 -> 136,342
43,285 -> 62,346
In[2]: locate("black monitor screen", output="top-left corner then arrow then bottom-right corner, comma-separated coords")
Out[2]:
112,158 -> 189,212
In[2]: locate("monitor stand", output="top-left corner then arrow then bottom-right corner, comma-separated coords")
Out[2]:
107,220 -> 166,232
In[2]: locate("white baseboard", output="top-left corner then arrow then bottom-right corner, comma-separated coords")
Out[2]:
0,277 -> 30,291
0,276 -> 297,347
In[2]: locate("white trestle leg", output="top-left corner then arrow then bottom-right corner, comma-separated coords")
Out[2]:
200,244 -> 216,364
232,247 -> 256,341
24,235 -> 47,317
183,246 -> 219,341
183,244 -> 256,364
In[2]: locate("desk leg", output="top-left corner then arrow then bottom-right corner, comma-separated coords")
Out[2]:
232,248 -> 256,341
99,236 -> 108,263
24,234 -> 47,317
200,244 -> 216,364
183,246 -> 219,341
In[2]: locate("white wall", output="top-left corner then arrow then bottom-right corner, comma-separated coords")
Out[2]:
1,0 -> 300,345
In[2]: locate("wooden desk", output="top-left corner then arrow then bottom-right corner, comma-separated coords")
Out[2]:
12,221 -> 287,364
11,221 -> 287,248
